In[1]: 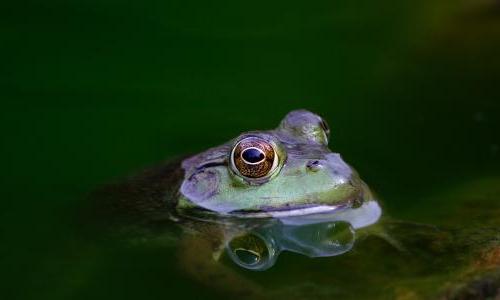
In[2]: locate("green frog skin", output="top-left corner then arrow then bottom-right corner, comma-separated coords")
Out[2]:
177,109 -> 380,223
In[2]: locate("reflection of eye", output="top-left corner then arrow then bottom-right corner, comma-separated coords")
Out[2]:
226,233 -> 277,271
231,137 -> 278,178
229,234 -> 268,266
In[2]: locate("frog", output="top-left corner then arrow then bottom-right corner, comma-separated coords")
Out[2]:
87,110 -> 500,300
176,109 -> 377,220
85,109 -> 383,294
91,109 -> 381,233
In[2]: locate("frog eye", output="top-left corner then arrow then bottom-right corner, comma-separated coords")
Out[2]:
231,137 -> 278,179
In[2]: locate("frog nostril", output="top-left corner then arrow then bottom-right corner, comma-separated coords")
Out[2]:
306,160 -> 323,172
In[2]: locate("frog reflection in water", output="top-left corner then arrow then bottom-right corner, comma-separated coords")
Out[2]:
92,110 -> 499,299
224,213 -> 368,271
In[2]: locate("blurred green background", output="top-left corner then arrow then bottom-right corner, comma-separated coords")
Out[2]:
1,0 -> 500,299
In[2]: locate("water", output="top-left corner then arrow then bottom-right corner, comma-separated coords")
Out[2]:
2,0 -> 500,299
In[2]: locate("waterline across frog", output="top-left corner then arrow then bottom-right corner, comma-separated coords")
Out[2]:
176,109 -> 380,223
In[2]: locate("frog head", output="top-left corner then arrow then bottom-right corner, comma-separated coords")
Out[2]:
177,110 -> 369,218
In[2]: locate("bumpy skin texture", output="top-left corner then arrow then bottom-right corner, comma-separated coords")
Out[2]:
178,110 -> 368,217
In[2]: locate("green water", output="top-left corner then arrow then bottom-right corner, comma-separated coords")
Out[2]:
2,0 -> 500,299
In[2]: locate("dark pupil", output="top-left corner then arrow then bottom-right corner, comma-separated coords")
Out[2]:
242,148 -> 265,163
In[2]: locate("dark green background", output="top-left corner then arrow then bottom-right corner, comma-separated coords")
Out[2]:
2,0 -> 500,299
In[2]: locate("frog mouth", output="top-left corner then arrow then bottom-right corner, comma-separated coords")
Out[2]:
229,203 -> 350,218
177,200 -> 381,229
233,200 -> 382,228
